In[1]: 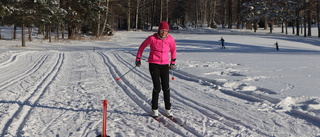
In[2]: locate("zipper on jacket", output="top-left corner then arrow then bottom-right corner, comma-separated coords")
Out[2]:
161,39 -> 163,64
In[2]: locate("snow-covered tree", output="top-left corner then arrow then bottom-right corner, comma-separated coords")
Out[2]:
0,1 -> 8,39
265,0 -> 281,33
241,0 -> 268,32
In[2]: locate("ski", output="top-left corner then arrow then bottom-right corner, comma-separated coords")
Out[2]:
150,114 -> 168,127
163,115 -> 185,126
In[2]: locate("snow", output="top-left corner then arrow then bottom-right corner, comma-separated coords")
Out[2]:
0,26 -> 320,137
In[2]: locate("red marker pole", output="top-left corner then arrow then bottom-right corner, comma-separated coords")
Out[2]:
102,100 -> 108,137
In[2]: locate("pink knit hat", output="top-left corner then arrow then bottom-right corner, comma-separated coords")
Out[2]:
158,21 -> 169,31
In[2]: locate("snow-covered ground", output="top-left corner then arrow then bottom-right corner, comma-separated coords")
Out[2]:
0,26 -> 320,137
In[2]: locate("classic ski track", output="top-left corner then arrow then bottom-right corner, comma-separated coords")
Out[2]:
114,52 -> 273,136
0,51 -> 36,79
0,51 -> 34,69
0,52 -> 19,69
97,51 -> 196,136
125,51 -> 320,136
0,52 -> 50,132
157,70 -> 305,136
123,51 -> 320,136
0,53 -> 64,137
0,53 -> 50,91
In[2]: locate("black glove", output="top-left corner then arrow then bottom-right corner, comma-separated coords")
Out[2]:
135,60 -> 141,67
169,64 -> 175,70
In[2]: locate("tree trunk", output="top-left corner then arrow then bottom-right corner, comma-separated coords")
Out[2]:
97,1 -> 101,38
141,0 -> 146,31
37,25 -> 41,35
62,23 -> 65,39
160,0 -> 163,22
237,0 -> 241,29
318,0 -> 320,37
209,0 -> 217,28
22,24 -> 26,47
296,7 -> 300,36
28,27 -> 32,41
13,25 -> 17,40
222,0 -> 227,29
49,24 -> 52,42
56,26 -> 60,40
68,24 -> 75,40
151,0 -> 155,30
166,0 -> 169,22
264,18 -> 268,30
281,22 -> 284,33
100,0 -> 110,36
307,0 -> 312,36
292,21 -> 295,34
127,0 -> 131,31
135,0 -> 139,30
301,23 -> 303,34
254,22 -> 257,32
195,0 -> 198,28
285,21 -> 288,35
269,20 -> 274,33
246,21 -> 252,30
44,25 -> 48,39
202,0 -> 207,27
304,14 -> 307,37
228,0 -> 232,29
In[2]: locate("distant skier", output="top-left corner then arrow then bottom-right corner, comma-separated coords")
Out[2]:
274,42 -> 279,50
219,37 -> 225,49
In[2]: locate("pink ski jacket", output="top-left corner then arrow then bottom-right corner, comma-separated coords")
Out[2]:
136,33 -> 176,65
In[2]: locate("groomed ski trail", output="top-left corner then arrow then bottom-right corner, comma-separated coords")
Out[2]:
0,52 -> 64,137
110,50 -> 320,137
97,51 -> 197,136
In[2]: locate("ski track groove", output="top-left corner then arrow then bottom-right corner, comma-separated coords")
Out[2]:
0,53 -> 50,91
0,51 -> 32,69
98,51 -> 197,136
0,53 -> 64,137
0,53 -> 18,69
115,52 -> 274,136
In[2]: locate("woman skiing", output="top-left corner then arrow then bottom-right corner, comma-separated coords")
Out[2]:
135,21 -> 176,117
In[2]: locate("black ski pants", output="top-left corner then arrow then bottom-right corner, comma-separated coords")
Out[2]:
149,63 -> 171,110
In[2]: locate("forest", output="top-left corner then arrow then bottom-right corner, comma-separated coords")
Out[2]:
0,0 -> 320,46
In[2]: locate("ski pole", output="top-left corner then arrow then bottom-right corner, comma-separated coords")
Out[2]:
170,70 -> 175,80
116,66 -> 137,81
